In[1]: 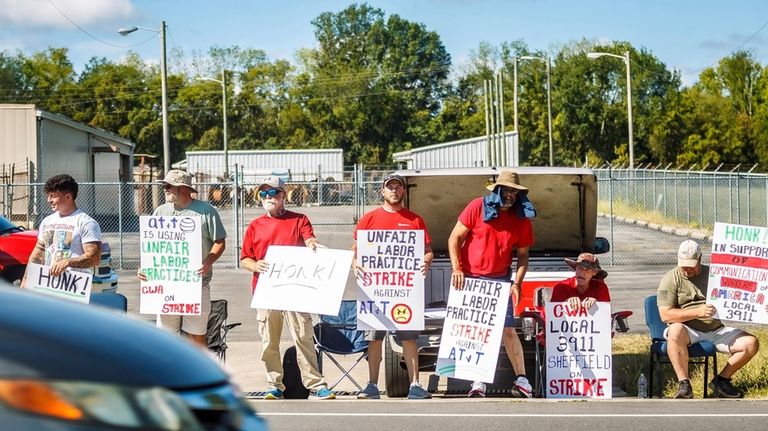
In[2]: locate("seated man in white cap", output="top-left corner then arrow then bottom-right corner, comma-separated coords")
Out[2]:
657,239 -> 760,399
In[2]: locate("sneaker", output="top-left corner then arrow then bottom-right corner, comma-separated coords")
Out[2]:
357,383 -> 381,400
673,379 -> 693,399
407,383 -> 432,399
310,387 -> 336,400
263,386 -> 284,400
468,381 -> 486,398
511,376 -> 532,398
709,376 -> 743,398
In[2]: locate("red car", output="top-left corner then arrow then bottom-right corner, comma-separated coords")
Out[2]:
0,215 -> 117,290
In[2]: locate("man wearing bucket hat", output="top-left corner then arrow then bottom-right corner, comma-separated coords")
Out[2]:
551,253 -> 610,311
240,175 -> 336,400
139,169 -> 227,347
657,239 -> 759,399
448,170 -> 534,398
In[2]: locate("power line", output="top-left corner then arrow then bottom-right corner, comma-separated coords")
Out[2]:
46,0 -> 155,49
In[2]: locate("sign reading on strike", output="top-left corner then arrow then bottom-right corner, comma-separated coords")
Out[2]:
545,301 -> 612,399
139,215 -> 203,315
436,276 -> 510,382
356,230 -> 425,330
707,222 -> 768,324
27,263 -> 93,304
251,245 -> 354,315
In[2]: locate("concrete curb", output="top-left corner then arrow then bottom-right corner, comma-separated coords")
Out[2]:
598,212 -> 712,242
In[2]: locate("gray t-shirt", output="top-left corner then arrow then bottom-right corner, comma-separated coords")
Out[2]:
153,199 -> 227,282
657,265 -> 722,332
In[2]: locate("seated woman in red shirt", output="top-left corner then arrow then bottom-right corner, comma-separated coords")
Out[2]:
550,253 -> 610,310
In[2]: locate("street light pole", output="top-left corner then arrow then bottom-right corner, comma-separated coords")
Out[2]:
118,21 -> 170,174
587,50 -> 634,169
197,71 -> 229,179
518,55 -> 554,166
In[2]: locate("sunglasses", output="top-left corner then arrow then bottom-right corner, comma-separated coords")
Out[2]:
163,184 -> 176,190
259,189 -> 281,198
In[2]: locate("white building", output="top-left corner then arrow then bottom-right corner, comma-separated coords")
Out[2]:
392,131 -> 519,169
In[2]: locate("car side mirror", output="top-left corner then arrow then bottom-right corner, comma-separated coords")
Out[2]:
594,237 -> 610,254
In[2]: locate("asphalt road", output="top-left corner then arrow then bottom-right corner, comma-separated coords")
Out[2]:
252,398 -> 768,431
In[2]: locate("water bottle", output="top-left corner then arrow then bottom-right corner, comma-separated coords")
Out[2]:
637,373 -> 647,398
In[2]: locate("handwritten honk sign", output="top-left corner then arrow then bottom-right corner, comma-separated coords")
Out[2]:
251,246 -> 354,315
27,263 -> 94,304
355,230 -> 425,331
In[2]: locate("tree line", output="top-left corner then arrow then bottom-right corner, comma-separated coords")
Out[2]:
1,4 -> 766,172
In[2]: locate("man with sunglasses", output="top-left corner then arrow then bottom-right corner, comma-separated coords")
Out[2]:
240,175 -> 335,400
448,170 -> 534,398
352,174 -> 433,400
142,170 -> 227,347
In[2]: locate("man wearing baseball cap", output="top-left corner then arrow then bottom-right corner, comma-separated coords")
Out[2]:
241,175 -> 335,400
352,173 -> 434,399
657,239 -> 759,398
139,169 -> 227,348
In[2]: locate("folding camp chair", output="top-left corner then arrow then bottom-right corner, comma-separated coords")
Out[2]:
644,295 -> 717,398
313,300 -> 369,392
207,299 -> 242,364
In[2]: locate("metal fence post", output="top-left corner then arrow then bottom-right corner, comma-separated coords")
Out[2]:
118,182 -> 123,269
233,164 -> 240,269
609,166 -> 615,266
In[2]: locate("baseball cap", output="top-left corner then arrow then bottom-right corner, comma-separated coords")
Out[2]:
383,174 -> 405,187
677,240 -> 701,267
258,175 -> 285,192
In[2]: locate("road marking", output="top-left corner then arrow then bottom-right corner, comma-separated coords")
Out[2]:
259,413 -> 768,417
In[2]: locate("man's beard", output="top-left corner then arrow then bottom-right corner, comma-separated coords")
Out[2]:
385,194 -> 403,206
262,201 -> 277,212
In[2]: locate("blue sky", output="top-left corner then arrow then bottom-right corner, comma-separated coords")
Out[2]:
1,0 -> 767,86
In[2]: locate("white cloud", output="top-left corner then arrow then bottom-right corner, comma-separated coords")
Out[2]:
0,0 -> 135,28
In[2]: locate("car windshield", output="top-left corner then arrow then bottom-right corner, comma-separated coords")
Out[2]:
0,216 -> 23,234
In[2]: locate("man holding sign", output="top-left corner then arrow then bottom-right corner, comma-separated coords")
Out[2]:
241,175 -> 335,401
21,174 -> 101,294
551,253 -> 610,308
352,174 -> 433,400
448,170 -> 534,398
657,240 -> 759,399
139,170 -> 227,348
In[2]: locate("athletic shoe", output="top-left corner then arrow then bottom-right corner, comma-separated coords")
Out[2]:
310,387 -> 336,400
511,376 -> 532,398
263,386 -> 284,400
673,379 -> 693,399
357,383 -> 381,400
407,383 -> 432,399
468,381 -> 486,398
709,376 -> 743,398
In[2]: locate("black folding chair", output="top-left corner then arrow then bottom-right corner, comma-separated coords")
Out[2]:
314,300 -> 369,392
207,299 -> 242,364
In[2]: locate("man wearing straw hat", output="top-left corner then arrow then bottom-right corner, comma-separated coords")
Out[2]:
448,170 -> 535,398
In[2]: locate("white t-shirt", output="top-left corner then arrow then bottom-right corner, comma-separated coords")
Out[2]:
37,209 -> 102,266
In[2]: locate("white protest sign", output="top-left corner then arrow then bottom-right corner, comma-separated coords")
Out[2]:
27,263 -> 93,304
356,230 -> 425,330
250,246 -> 354,315
139,215 -> 203,315
545,301 -> 612,399
707,222 -> 768,324
435,277 -> 510,382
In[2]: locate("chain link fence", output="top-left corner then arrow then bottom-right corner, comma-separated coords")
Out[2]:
2,166 -> 760,269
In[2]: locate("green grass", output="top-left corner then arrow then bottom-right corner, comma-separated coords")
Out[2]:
612,330 -> 768,398
598,200 -> 710,232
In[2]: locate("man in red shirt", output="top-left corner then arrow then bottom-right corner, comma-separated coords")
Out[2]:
353,174 -> 434,400
448,170 -> 534,398
551,253 -> 610,311
240,175 -> 335,400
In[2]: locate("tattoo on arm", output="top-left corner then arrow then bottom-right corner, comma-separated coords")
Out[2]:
29,242 -> 46,264
68,242 -> 101,268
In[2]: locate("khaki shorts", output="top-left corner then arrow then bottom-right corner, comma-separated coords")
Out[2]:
156,282 -> 211,336
664,324 -> 747,354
